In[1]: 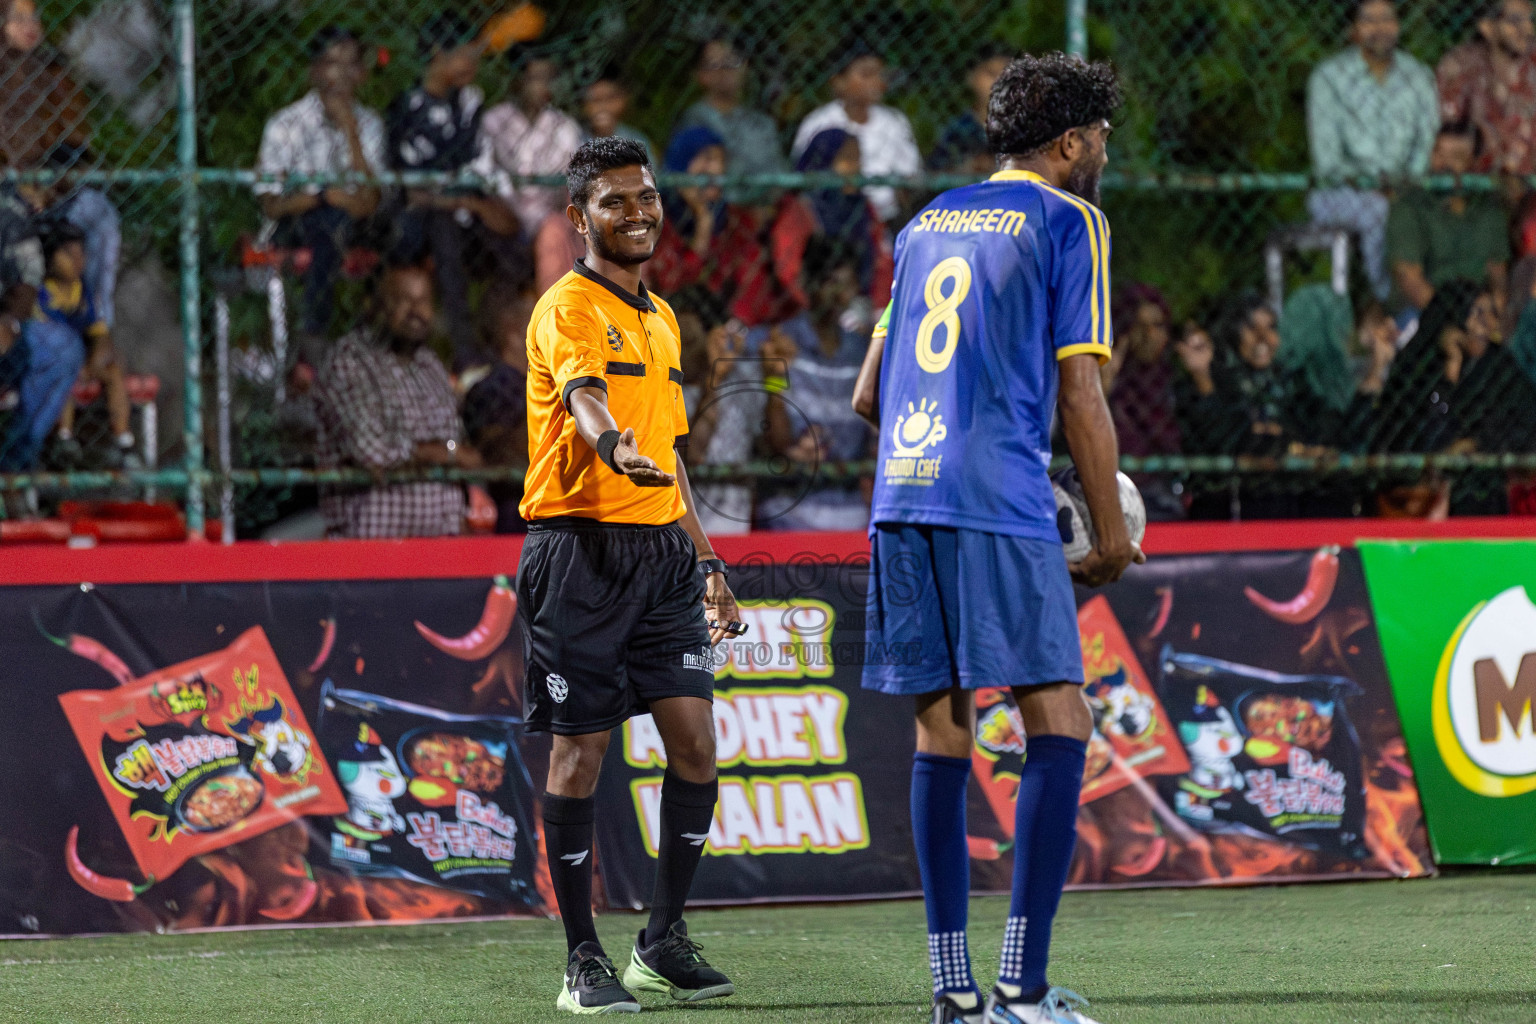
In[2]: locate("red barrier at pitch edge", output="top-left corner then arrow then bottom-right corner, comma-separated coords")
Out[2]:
0,517 -> 1533,586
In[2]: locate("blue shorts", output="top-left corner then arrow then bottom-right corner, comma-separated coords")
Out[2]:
860,523 -> 1083,695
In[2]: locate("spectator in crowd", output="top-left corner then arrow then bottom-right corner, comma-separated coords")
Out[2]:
39,222 -> 133,466
0,176 -> 45,473
1373,279 -> 1536,512
646,126 -> 785,330
314,264 -> 481,538
1104,283 -> 1184,520
676,36 -> 787,206
463,284 -> 533,533
387,13 -> 523,371
582,70 -> 654,163
771,128 -> 892,333
1176,294 -> 1308,518
255,26 -> 386,355
1282,286 -> 1396,420
1386,122 -> 1509,314
1306,0 -> 1438,302
675,288 -> 761,535
928,43 -> 1013,174
43,146 -> 118,336
758,237 -> 874,532
483,49 -> 584,244
0,0 -> 88,170
792,41 -> 921,224
2,3 -> 120,339
1438,0 -> 1536,176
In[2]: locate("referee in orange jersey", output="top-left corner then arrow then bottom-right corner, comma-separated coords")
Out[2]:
519,137 -> 743,1014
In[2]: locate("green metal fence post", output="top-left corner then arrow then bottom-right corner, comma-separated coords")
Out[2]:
1067,0 -> 1088,57
174,0 -> 203,537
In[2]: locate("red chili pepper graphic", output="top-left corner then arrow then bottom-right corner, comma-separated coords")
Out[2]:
307,617 -> 337,673
1111,835 -> 1168,878
257,878 -> 319,921
35,610 -> 133,685
415,575 -> 516,660
65,826 -> 153,902
1244,547 -> 1340,625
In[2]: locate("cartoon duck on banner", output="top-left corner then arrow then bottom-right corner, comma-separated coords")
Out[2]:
1175,685 -> 1245,820
336,724 -> 407,838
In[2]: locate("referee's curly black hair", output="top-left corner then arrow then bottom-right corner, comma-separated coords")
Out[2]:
986,52 -> 1122,159
567,136 -> 653,208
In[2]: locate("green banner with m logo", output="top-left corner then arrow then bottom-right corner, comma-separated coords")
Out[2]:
1361,541 -> 1536,865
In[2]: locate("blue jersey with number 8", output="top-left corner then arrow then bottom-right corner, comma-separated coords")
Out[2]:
869,169 -> 1113,541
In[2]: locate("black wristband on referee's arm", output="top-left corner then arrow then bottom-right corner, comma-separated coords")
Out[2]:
698,558 -> 728,580
595,429 -> 624,474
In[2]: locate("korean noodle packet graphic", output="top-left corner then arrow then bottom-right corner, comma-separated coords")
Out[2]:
58,627 -> 346,881
1155,646 -> 1366,854
317,682 -> 541,907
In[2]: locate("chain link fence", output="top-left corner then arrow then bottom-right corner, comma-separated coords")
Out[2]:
2,0 -> 1534,537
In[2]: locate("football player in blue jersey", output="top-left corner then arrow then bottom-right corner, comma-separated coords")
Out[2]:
852,53 -> 1141,1024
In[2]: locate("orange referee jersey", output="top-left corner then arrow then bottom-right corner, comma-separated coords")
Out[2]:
520,259 -> 690,524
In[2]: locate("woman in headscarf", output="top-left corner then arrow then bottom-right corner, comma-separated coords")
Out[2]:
1372,279 -> 1536,513
769,127 -> 892,321
645,125 -> 785,327
1175,292 -> 1311,518
1371,279 -> 1483,455
1277,285 -> 1354,422
1105,283 -> 1184,519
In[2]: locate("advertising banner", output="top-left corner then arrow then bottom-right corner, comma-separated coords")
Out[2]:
595,548 -> 1432,907
1,545 -> 1431,936
1,576 -> 549,936
1359,541 -> 1536,865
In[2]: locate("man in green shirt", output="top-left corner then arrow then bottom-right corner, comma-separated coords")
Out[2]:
1386,121 -> 1510,313
1306,0 -> 1439,300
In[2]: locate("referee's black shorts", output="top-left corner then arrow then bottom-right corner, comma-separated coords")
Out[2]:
517,516 -> 715,735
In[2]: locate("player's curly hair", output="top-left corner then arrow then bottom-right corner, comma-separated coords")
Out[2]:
566,136 -> 652,208
986,52 -> 1122,159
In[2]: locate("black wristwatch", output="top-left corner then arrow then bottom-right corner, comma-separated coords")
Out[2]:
698,557 -> 728,580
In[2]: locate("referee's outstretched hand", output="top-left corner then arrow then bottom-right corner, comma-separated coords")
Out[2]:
613,428 -> 677,486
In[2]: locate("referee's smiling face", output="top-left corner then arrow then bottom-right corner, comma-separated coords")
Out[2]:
579,165 -> 663,267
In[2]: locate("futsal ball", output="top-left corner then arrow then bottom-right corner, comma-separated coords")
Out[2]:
1051,468 -> 1147,563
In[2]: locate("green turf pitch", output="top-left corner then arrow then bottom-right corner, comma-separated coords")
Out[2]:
2,873 -> 1532,1023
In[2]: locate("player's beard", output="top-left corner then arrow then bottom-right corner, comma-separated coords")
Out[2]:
1065,156 -> 1103,207
589,223 -> 656,268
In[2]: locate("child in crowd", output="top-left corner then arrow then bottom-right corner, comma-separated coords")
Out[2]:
39,222 -> 133,463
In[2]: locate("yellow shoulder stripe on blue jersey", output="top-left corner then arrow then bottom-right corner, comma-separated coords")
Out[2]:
988,169 -> 1112,353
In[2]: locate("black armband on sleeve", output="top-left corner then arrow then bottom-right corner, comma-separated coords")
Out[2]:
596,429 -> 624,474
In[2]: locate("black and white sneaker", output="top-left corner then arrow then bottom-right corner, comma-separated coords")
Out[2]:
622,921 -> 735,1002
933,989 -> 987,1024
556,942 -> 641,1015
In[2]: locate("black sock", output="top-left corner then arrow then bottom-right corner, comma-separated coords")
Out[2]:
543,792 -> 600,955
643,771 -> 718,947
